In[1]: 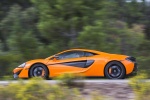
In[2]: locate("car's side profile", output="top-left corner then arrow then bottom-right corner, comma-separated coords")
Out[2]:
13,49 -> 137,79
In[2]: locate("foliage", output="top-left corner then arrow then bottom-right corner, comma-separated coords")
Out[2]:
0,78 -> 104,100
129,73 -> 150,100
55,73 -> 85,88
0,0 -> 150,77
136,56 -> 150,77
78,20 -> 144,55
0,52 -> 22,77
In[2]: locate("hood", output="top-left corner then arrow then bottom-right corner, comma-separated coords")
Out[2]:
26,59 -> 49,65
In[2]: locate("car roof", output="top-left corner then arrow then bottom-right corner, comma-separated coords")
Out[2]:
63,48 -> 103,54
46,48 -> 109,59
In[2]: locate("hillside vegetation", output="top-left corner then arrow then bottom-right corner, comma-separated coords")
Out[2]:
0,0 -> 150,78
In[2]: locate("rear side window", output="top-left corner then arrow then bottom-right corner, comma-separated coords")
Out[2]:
85,52 -> 97,57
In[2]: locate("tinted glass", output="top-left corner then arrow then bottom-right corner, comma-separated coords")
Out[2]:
57,51 -> 84,60
85,52 -> 95,57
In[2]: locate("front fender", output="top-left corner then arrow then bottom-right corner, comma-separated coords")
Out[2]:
18,59 -> 49,78
25,59 -> 49,69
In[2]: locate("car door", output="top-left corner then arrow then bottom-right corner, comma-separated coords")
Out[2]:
47,50 -> 87,77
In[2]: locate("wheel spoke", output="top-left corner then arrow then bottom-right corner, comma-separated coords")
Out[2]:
32,67 -> 45,77
108,65 -> 122,78
41,70 -> 45,77
109,68 -> 112,74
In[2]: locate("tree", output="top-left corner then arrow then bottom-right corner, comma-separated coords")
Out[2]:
78,21 -> 107,51
31,0 -> 105,48
78,20 -> 144,55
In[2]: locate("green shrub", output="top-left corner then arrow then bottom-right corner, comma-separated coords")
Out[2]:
129,73 -> 150,100
0,75 -> 14,80
0,80 -> 23,100
17,78 -> 50,100
136,56 -> 150,77
0,77 -> 104,100
55,73 -> 85,88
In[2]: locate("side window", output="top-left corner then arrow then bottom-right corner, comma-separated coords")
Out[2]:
85,52 -> 96,57
57,51 -> 84,60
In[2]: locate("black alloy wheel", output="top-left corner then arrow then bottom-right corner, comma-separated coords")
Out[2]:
105,61 -> 125,79
29,64 -> 49,79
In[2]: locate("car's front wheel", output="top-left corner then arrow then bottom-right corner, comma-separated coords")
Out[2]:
29,63 -> 49,79
104,61 -> 125,79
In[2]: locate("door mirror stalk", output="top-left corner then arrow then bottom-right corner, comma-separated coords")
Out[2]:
53,55 -> 59,61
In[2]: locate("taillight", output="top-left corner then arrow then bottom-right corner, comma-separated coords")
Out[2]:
126,56 -> 136,62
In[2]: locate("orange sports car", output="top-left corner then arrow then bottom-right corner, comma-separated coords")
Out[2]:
13,49 -> 137,79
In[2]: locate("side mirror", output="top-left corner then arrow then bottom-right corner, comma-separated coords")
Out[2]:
53,55 -> 59,61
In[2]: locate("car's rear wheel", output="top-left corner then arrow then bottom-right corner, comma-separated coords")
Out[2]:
104,61 -> 125,79
29,63 -> 49,79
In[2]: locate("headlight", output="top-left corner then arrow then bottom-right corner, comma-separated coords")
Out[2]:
18,63 -> 26,68
126,56 -> 136,62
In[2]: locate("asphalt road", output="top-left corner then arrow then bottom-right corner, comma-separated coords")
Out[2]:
1,79 -> 150,85
0,80 -> 130,85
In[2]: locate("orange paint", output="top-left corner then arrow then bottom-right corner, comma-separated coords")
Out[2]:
13,49 -> 136,79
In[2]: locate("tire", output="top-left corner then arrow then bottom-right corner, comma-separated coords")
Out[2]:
29,63 -> 49,79
104,61 -> 126,79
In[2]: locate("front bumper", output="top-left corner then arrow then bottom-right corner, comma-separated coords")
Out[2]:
13,67 -> 29,79
13,68 -> 23,79
13,74 -> 18,79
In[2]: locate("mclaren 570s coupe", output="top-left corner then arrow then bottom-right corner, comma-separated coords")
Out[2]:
13,49 -> 137,79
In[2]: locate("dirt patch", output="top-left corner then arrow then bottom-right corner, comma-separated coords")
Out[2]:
80,82 -> 135,100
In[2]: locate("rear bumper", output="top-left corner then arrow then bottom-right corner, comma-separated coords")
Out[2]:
127,63 -> 138,77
